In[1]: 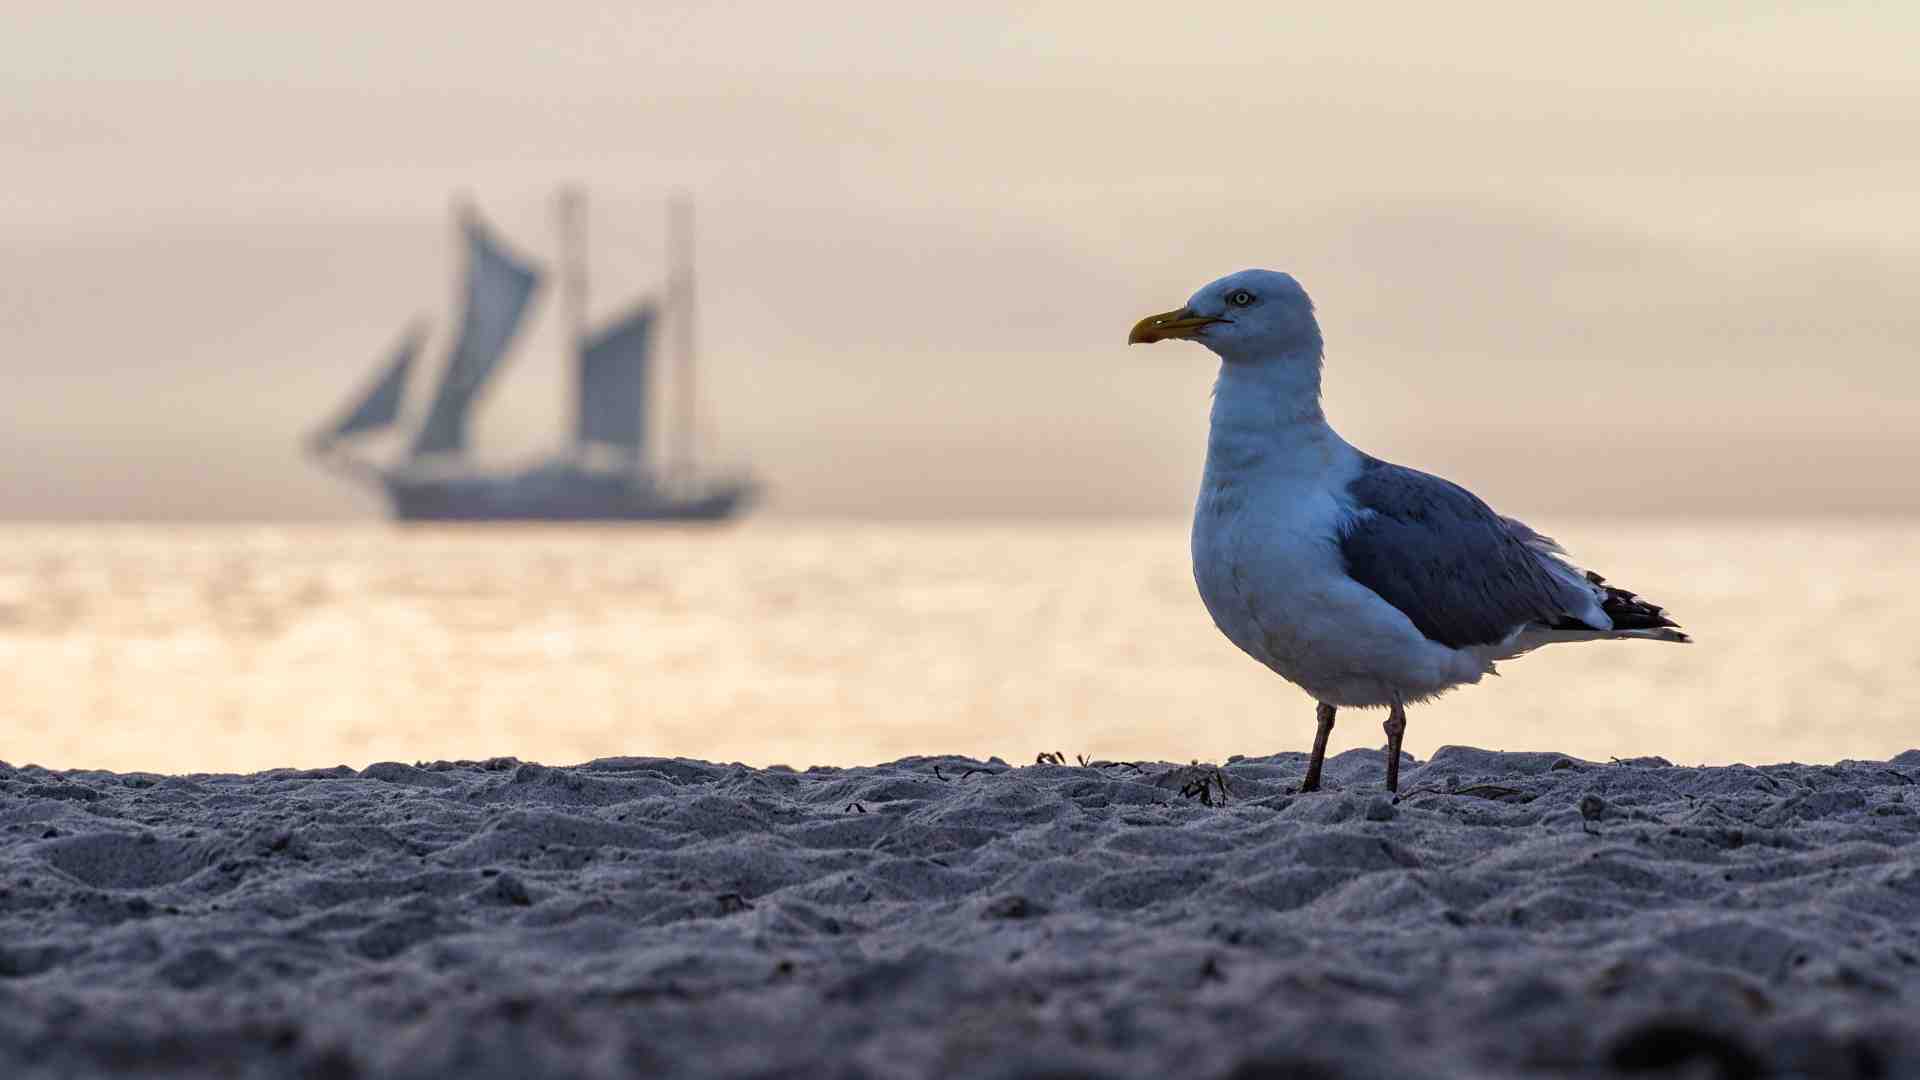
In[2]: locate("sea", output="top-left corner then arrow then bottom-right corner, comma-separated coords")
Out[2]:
1,520 -> 1914,775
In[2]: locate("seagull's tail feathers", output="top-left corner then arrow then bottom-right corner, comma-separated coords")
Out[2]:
1480,623 -> 1691,663
1502,517 -> 1689,646
1482,576 -> 1691,661
1567,571 -> 1688,635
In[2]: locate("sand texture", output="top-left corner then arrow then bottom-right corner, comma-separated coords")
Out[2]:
2,746 -> 1918,1078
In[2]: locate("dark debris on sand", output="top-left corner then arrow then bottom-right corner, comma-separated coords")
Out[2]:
1,747 -> 1918,1078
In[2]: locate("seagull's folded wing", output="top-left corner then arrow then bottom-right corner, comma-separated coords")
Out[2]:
1337,458 -> 1598,650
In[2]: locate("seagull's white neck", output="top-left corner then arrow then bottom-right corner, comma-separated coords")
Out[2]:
1204,347 -> 1339,476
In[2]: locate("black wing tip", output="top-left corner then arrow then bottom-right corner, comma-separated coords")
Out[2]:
1585,575 -> 1685,633
1630,606 -> 1684,631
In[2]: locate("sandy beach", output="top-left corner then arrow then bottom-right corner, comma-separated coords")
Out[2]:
3,745 -> 1916,1078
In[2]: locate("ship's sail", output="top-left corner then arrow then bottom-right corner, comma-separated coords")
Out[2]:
317,325 -> 420,442
308,189 -> 754,523
410,211 -> 542,458
576,304 -> 655,458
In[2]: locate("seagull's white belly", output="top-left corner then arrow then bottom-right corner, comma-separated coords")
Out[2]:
1192,470 -> 1483,708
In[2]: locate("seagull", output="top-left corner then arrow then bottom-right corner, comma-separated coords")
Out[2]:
1130,270 -> 1689,794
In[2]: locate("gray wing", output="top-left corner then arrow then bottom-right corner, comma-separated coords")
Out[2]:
1339,457 -> 1593,650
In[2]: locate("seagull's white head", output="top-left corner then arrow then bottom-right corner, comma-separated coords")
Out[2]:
1127,269 -> 1321,365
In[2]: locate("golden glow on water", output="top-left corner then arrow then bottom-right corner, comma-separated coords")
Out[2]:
0,521 -> 1914,774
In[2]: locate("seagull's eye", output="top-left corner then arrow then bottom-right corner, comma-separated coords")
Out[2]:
1228,290 -> 1255,307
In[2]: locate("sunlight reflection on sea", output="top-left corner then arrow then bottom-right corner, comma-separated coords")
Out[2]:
0,520 -> 1913,773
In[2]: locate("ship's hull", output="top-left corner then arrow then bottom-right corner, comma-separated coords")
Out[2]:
381,466 -> 753,524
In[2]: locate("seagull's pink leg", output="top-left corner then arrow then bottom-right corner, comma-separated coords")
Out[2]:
1383,702 -> 1408,793
1301,702 -> 1336,793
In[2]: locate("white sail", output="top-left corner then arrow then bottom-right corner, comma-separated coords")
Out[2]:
410,210 -> 542,458
576,304 -> 655,458
318,324 -> 420,442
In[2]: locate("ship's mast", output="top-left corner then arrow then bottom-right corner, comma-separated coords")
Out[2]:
556,185 -> 590,458
669,193 -> 697,482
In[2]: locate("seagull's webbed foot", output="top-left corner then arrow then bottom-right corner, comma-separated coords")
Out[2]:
1300,702 -> 1336,793
1383,702 -> 1407,793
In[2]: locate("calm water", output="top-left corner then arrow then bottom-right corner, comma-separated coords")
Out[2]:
1,521 -> 1914,774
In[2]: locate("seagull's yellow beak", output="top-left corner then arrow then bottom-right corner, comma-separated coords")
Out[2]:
1127,307 -> 1224,345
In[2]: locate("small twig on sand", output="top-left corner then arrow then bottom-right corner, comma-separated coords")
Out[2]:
1180,769 -> 1232,807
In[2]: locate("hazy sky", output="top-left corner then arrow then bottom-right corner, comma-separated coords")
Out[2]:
5,2 -> 1917,519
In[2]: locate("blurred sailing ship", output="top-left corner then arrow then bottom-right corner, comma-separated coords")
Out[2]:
309,190 -> 756,522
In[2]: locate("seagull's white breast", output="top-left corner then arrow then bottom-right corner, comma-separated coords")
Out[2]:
1191,420 -> 1484,707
